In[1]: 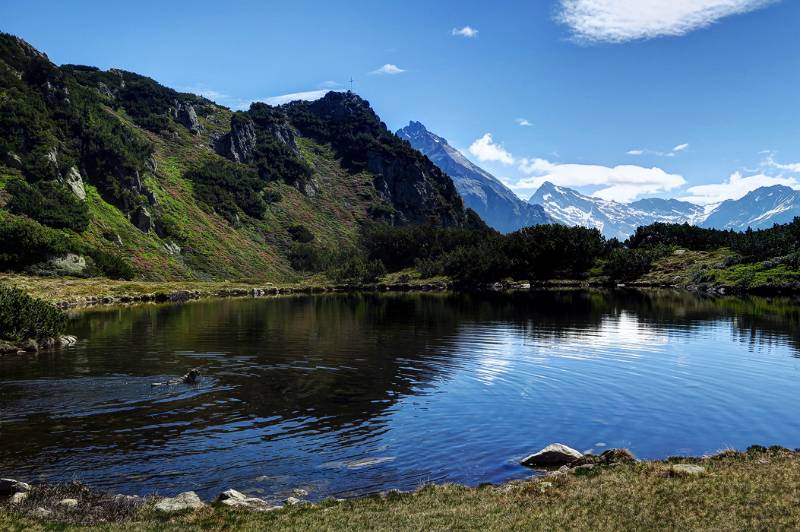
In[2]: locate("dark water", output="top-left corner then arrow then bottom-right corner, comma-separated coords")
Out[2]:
2,290 -> 800,502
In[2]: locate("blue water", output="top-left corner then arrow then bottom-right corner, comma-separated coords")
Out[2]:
1,290 -> 799,502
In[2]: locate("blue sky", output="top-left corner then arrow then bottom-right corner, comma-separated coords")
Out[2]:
2,0 -> 799,204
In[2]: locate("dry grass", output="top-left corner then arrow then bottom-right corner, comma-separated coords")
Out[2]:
2,447 -> 800,531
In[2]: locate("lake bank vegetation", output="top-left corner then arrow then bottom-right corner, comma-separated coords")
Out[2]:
1,445 -> 799,530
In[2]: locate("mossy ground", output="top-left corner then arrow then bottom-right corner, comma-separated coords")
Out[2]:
1,448 -> 799,531
636,248 -> 800,291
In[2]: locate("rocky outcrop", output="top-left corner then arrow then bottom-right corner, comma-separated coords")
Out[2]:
154,491 -> 206,513
216,116 -> 257,163
132,205 -> 153,233
171,100 -> 202,134
61,166 -> 86,200
521,443 -> 584,467
96,81 -> 114,98
45,253 -> 87,275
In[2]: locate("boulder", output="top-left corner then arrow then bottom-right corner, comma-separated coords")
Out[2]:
154,491 -> 206,513
46,253 -> 87,275
667,464 -> 706,477
10,492 -> 28,504
62,166 -> 87,200
216,489 -> 282,511
0,477 -> 31,497
285,496 -> 305,506
97,82 -> 114,98
521,443 -> 583,468
57,498 -> 79,509
30,507 -> 52,519
58,335 -> 78,347
292,488 -> 309,497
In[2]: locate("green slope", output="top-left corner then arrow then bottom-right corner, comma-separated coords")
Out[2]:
0,33 -> 470,282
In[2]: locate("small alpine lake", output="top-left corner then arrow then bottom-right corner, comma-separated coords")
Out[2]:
1,290 -> 799,503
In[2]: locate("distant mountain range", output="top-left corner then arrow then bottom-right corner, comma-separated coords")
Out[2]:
396,121 -> 551,232
529,183 -> 708,240
529,182 -> 800,240
395,121 -> 800,239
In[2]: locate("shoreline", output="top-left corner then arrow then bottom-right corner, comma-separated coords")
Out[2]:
4,273 -> 800,312
1,445 -> 798,530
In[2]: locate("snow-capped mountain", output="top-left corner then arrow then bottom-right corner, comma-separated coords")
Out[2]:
528,182 -> 800,239
700,185 -> 800,231
528,182 -> 704,240
396,121 -> 551,233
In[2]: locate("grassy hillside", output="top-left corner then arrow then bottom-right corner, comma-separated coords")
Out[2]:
0,34 -> 469,283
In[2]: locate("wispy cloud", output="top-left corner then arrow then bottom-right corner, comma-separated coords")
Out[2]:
262,89 -> 331,106
369,64 -> 406,75
515,118 -> 533,127
468,133 -> 514,165
627,143 -> 689,157
452,25 -> 479,38
558,0 -> 777,43
182,86 -> 228,101
514,157 -> 686,202
673,142 -> 690,152
679,172 -> 800,205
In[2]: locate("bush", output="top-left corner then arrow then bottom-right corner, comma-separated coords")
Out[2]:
288,224 -> 315,243
0,284 -> 67,341
6,178 -> 90,231
328,252 -> 386,284
603,247 -> 664,281
186,160 -> 267,224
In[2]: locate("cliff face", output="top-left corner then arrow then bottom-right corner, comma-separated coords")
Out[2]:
0,34 -> 470,281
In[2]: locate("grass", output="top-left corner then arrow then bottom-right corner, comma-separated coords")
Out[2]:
2,447 -> 800,530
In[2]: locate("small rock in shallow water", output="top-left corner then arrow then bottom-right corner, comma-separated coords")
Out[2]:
217,489 -> 282,511
521,443 -> 583,467
155,491 -> 206,513
668,464 -> 706,476
285,496 -> 306,506
292,488 -> 309,497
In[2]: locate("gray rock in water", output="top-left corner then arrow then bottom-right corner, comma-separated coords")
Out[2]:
57,498 -> 79,509
668,464 -> 706,476
292,488 -> 309,497
285,496 -> 305,506
62,166 -> 87,200
59,335 -> 78,347
155,491 -> 206,513
521,443 -> 584,468
217,489 -> 282,511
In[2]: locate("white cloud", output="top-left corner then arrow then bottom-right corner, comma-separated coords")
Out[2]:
514,158 -> 686,202
680,171 -> 800,205
468,134 -> 515,165
515,118 -> 533,127
369,64 -> 406,75
452,26 -> 479,38
261,89 -> 331,106
762,152 -> 800,173
626,143 -> 689,157
558,0 -> 776,43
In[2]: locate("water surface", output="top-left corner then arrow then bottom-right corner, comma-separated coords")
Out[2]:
1,290 -> 799,501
